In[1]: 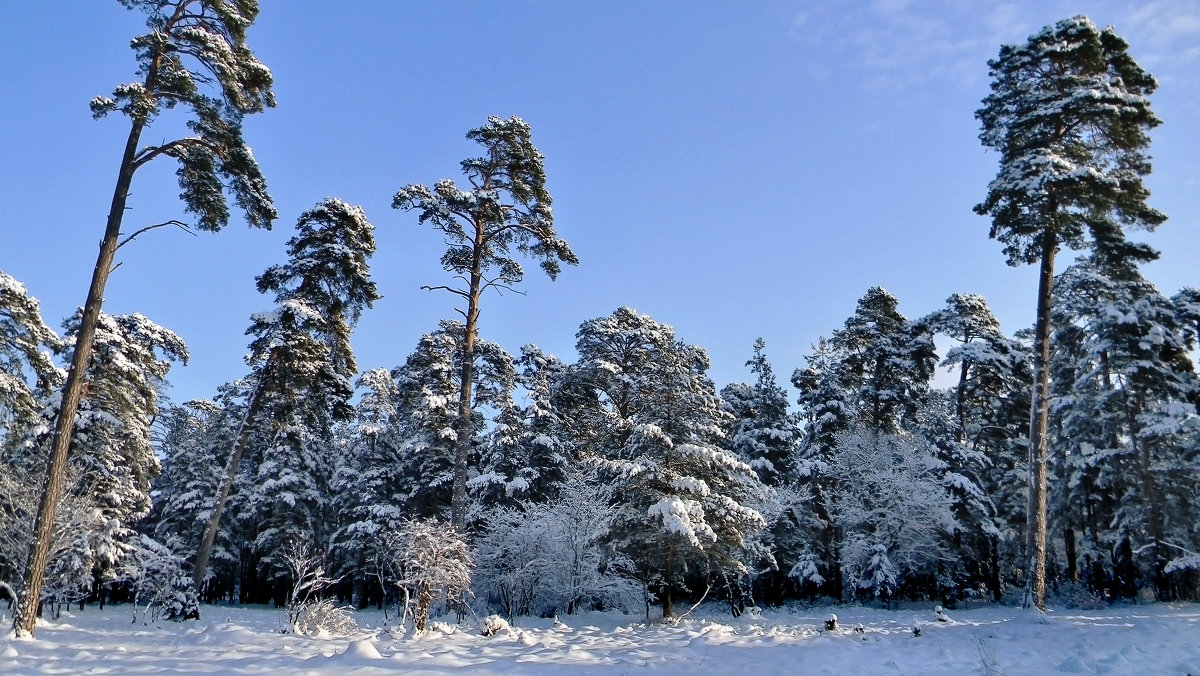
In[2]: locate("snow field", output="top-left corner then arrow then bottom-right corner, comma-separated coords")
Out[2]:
2,603 -> 1199,675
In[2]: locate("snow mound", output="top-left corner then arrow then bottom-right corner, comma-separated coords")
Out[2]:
340,639 -> 382,659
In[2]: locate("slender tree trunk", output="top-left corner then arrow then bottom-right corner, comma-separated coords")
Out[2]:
988,538 -> 1002,601
450,217 -> 485,528
193,381 -> 267,591
1146,445 -> 1165,598
662,553 -> 674,620
1025,231 -> 1057,611
10,14 -> 192,633
13,115 -> 149,638
1129,397 -> 1165,598
1065,527 -> 1078,582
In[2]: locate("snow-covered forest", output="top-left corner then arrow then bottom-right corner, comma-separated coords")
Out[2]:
2,3 -> 1200,670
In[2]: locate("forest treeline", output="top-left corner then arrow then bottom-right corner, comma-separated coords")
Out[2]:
1,4 -> 1198,633
4,251 -> 1198,620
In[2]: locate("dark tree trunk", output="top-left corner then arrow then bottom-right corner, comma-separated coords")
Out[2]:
13,111 -> 149,638
1065,527 -> 1078,582
450,215 -> 486,529
1025,230 -> 1057,611
988,538 -> 1002,602
194,382 -> 268,590
1142,438 -> 1166,597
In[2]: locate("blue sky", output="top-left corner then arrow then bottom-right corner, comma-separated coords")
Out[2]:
1,1 -> 1198,404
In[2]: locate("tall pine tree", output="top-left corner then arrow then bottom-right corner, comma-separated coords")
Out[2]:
975,16 -> 1164,609
17,1 -> 275,635
193,198 -> 378,591
393,116 -> 577,527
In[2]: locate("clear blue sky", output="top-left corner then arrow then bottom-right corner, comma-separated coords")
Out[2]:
1,1 -> 1197,404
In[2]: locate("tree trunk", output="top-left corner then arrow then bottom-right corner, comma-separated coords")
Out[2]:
988,538 -> 1002,602
13,114 -> 148,638
1025,231 -> 1057,611
193,381 -> 268,591
450,217 -> 486,528
415,583 -> 433,631
1065,527 -> 1078,582
1142,434 -> 1161,597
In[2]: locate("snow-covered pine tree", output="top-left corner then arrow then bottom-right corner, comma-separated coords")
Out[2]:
1175,289 -> 1200,358
791,335 -> 852,492
924,294 -> 1027,445
61,313 -> 188,540
602,421 -> 767,618
148,397 -> 240,601
0,270 -> 60,443
514,345 -> 573,502
722,338 -> 799,486
472,396 -> 534,509
790,288 -> 937,599
254,199 -> 379,378
574,309 -> 768,617
472,346 -> 576,510
831,287 -> 936,434
18,0 -> 276,635
390,328 -> 460,520
193,199 -> 378,592
572,307 -> 676,458
204,301 -> 339,598
922,293 -> 1032,599
721,339 -> 804,605
3,311 -> 186,611
390,322 -> 515,520
975,15 -> 1164,609
329,368 -> 404,607
394,116 -> 578,528
788,337 -> 851,599
1050,255 -> 1198,599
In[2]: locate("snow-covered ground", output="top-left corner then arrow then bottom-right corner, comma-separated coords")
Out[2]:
2,602 -> 1199,675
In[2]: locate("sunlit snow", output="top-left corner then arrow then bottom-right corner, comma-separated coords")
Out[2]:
3,603 -> 1199,675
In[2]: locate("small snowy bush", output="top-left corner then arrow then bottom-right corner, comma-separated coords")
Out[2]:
116,534 -> 199,623
376,518 -> 473,632
480,614 -> 511,637
1050,581 -> 1106,610
473,476 -> 639,618
289,597 -> 358,637
280,542 -> 358,636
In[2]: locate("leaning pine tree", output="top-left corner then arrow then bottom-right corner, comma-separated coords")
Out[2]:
191,198 -> 379,592
974,15 -> 1164,610
394,116 -> 578,528
14,0 -> 275,637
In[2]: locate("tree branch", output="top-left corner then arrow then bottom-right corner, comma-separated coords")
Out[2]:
420,284 -> 471,300
480,278 -> 526,297
118,220 -> 195,250
133,136 -> 222,169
